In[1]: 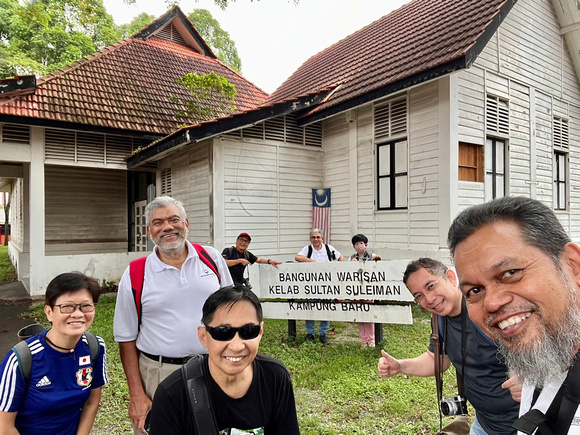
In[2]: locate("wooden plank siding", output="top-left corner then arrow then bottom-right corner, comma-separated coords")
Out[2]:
218,137 -> 323,256
44,165 -> 127,254
10,179 -> 24,249
407,82 -> 440,249
167,142 -> 213,245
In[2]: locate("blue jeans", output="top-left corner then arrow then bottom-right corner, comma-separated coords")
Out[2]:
305,320 -> 329,335
470,414 -> 488,435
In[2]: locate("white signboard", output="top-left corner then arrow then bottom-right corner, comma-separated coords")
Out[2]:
248,260 -> 414,324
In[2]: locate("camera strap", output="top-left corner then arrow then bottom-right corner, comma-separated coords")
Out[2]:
432,312 -> 445,431
432,303 -> 468,432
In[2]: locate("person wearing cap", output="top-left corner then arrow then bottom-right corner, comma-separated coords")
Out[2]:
222,233 -> 282,286
148,284 -> 300,434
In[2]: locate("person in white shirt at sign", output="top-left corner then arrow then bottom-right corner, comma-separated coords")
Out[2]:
295,228 -> 343,344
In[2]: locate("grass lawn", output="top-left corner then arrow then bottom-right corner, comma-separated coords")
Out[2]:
0,245 -> 16,282
24,297 -> 467,434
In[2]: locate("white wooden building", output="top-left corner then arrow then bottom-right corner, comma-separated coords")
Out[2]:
2,0 -> 580,295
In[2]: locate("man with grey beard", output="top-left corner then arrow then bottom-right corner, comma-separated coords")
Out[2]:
113,196 -> 232,434
448,196 -> 580,434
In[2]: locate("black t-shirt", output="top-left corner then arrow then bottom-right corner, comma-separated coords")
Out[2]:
429,301 -> 519,434
149,354 -> 300,435
221,246 -> 258,284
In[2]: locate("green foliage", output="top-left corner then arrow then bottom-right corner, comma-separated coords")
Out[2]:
100,279 -> 118,293
117,12 -> 156,38
21,298 -> 468,434
0,246 -> 16,282
188,9 -> 242,72
0,0 -> 120,78
170,71 -> 237,121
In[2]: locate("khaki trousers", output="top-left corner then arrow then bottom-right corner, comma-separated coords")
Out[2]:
132,353 -> 182,434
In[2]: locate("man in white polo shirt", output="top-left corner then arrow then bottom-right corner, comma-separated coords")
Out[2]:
113,196 -> 232,434
295,228 -> 343,344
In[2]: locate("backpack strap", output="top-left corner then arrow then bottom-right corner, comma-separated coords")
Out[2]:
181,354 -> 219,435
13,332 -> 100,380
85,331 -> 100,361
307,245 -> 313,259
12,341 -> 31,379
325,244 -> 336,261
130,256 -> 148,326
192,244 -> 221,284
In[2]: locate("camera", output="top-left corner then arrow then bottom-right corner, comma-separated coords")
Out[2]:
440,395 -> 468,416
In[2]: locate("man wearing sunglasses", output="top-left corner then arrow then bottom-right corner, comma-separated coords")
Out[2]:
377,258 -> 520,435
149,284 -> 300,434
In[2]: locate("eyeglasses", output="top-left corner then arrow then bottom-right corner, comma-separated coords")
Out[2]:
237,238 -> 250,244
413,275 -> 443,303
310,236 -> 322,239
150,216 -> 183,228
205,324 -> 261,341
54,303 -> 96,314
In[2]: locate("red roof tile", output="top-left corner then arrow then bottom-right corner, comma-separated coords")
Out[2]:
0,15 -> 267,136
267,0 -> 512,118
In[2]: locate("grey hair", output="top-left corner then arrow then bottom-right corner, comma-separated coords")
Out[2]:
403,258 -> 449,286
448,196 -> 570,267
145,196 -> 187,226
310,228 -> 324,237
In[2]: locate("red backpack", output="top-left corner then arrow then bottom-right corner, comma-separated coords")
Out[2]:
129,243 -> 220,325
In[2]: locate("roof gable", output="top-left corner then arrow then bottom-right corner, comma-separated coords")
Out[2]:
0,6 -> 267,136
268,0 -> 516,123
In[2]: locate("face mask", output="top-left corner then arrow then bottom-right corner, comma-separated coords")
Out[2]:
354,242 -> 366,254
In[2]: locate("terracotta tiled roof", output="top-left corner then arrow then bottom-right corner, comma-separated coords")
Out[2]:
0,16 -> 267,136
268,0 -> 513,119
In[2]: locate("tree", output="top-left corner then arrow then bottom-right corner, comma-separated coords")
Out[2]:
118,12 -> 156,38
0,0 -> 120,78
188,9 -> 241,72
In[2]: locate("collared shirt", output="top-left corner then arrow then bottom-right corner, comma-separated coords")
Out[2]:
114,241 -> 233,357
519,373 -> 580,434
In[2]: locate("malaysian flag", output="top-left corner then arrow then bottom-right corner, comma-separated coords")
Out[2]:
312,188 -> 331,242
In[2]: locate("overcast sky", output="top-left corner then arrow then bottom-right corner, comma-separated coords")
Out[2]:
102,0 -> 410,93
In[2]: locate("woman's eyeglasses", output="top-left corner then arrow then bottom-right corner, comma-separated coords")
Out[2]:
205,324 -> 261,341
54,303 -> 96,314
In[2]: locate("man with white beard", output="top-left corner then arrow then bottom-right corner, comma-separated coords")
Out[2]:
448,196 -> 580,434
114,196 -> 232,434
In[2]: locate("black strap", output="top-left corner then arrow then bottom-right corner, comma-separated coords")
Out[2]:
514,351 -> 580,434
181,354 -> 219,435
432,313 -> 445,432
307,244 -> 335,261
307,245 -> 312,259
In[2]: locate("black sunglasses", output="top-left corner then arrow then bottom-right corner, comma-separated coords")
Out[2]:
205,324 -> 261,341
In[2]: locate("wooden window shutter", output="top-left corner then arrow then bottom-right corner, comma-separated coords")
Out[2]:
161,168 -> 172,196
458,142 -> 483,182
374,97 -> 407,141
1,124 -> 30,144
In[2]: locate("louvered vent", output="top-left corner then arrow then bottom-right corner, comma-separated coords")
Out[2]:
374,97 -> 407,141
161,168 -> 172,195
285,113 -> 304,145
486,95 -> 509,136
554,117 -> 569,150
1,124 -> 30,144
304,122 -> 322,147
156,23 -> 188,46
265,117 -> 285,141
45,128 -> 145,165
242,123 -> 264,140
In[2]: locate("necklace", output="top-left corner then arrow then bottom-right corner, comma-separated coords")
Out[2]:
45,334 -> 76,353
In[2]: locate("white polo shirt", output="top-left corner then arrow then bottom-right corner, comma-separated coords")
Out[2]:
297,244 -> 341,262
113,241 -> 233,357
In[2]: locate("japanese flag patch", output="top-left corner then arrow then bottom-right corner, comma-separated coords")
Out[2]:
79,355 -> 91,366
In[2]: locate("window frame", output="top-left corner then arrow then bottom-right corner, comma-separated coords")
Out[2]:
485,137 -> 506,200
376,139 -> 408,211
